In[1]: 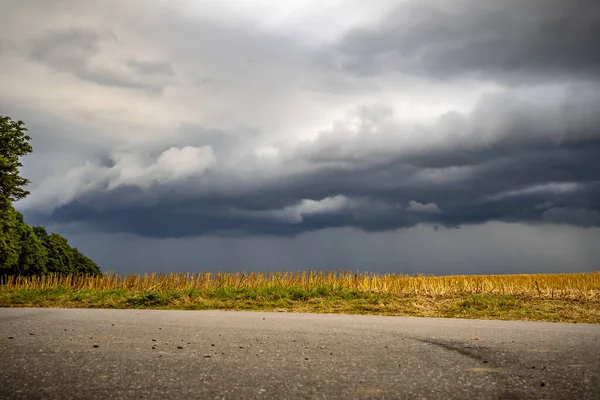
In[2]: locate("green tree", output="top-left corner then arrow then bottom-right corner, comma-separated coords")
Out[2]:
71,247 -> 101,276
0,206 -> 20,273
33,227 -> 100,276
1,208 -> 48,276
1,115 -> 101,277
43,233 -> 73,275
0,116 -> 33,211
16,214 -> 48,276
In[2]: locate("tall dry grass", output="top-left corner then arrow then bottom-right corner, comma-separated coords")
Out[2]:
2,271 -> 600,300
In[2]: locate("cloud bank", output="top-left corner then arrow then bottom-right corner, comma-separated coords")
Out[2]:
1,0 -> 599,272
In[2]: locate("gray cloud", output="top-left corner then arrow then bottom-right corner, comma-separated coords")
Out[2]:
406,201 -> 442,214
57,223 -> 600,275
2,0 -> 599,273
29,29 -> 174,94
128,60 -> 174,76
22,87 -> 600,237
541,208 -> 600,227
332,0 -> 600,84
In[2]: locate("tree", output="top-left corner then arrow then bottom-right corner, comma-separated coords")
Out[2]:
32,226 -> 100,276
0,115 -> 33,211
47,233 -> 75,274
16,214 -> 48,276
0,206 -> 20,273
1,207 -> 47,276
71,247 -> 101,276
1,115 -> 101,277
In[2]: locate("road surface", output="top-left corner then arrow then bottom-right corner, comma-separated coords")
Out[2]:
1,308 -> 599,399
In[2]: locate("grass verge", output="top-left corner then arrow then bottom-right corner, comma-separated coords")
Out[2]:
1,287 -> 598,323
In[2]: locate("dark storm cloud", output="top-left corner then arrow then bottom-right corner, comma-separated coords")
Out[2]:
541,207 -> 600,227
29,29 -> 173,94
331,0 -> 600,84
26,88 -> 600,238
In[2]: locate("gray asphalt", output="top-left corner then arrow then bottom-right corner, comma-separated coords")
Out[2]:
1,309 -> 599,400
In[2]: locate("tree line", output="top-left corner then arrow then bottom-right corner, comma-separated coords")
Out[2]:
1,115 -> 101,276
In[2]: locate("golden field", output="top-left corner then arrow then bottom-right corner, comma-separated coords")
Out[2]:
2,271 -> 600,299
1,271 -> 599,323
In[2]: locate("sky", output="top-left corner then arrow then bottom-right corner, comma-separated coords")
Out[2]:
1,0 -> 599,274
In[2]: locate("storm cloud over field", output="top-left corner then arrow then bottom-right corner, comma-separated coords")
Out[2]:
1,0 -> 599,273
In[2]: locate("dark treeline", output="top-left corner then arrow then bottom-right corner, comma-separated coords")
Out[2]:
0,205 -> 100,276
1,115 -> 100,277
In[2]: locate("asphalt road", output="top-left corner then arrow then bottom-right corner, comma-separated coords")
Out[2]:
1,309 -> 599,400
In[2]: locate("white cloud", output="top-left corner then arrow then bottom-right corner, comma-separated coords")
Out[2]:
406,201 -> 442,214
19,146 -> 215,210
176,0 -> 398,43
232,195 -> 352,223
108,146 -> 216,189
484,182 -> 581,201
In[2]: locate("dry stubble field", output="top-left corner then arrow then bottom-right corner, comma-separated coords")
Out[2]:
1,271 -> 599,323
